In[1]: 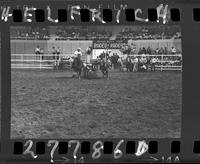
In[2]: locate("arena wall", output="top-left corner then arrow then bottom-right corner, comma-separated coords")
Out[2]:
10,39 -> 182,55
11,40 -> 93,55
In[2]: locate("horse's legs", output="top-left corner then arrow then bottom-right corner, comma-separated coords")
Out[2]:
126,64 -> 129,72
86,69 -> 89,78
102,72 -> 104,78
78,70 -> 82,79
106,71 -> 108,78
76,71 -> 79,78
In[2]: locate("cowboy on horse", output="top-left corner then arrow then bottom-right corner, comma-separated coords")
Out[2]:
71,48 -> 84,79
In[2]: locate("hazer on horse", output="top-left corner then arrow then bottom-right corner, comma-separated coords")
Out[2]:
71,47 -> 97,79
82,46 -> 98,79
71,48 -> 84,79
97,49 -> 112,78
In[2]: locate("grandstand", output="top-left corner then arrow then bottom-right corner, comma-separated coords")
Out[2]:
10,25 -> 182,71
11,25 -> 181,41
116,25 -> 181,40
55,26 -> 112,40
11,26 -> 50,40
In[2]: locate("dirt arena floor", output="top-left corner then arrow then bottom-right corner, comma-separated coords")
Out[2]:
11,69 -> 182,139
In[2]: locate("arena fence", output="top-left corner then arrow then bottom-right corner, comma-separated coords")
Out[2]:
11,54 -> 182,71
11,54 -> 73,69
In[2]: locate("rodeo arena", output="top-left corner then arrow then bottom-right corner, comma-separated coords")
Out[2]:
11,25 -> 182,139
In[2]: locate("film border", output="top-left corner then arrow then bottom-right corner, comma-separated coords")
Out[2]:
0,0 -> 200,163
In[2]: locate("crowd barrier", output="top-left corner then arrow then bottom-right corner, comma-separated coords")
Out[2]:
11,54 -> 182,71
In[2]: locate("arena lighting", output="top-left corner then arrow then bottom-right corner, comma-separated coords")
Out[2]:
0,4 -> 169,24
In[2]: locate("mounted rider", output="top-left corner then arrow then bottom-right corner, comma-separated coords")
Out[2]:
74,48 -> 82,58
71,48 -> 84,79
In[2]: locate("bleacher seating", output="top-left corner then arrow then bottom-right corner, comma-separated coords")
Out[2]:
11,26 -> 181,41
11,27 -> 50,40
116,26 -> 181,40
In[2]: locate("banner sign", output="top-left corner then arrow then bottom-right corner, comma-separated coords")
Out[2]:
93,40 -> 128,49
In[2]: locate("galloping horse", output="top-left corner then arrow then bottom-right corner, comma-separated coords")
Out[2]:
71,55 -> 84,79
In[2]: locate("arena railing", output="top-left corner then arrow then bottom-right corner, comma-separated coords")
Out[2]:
11,54 -> 182,71
11,54 -> 73,69
128,54 -> 182,71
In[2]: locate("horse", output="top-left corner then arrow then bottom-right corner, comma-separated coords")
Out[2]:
123,56 -> 134,72
71,56 -> 84,79
99,59 -> 110,78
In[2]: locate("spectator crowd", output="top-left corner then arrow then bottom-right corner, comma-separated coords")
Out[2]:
11,26 -> 181,41
119,44 -> 182,69
55,27 -> 112,40
120,44 -> 181,55
11,27 -> 49,40
116,26 -> 181,40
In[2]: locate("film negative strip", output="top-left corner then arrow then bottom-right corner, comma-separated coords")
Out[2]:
1,0 -> 200,163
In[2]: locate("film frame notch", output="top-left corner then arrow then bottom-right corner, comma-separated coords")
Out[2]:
148,8 -> 158,22
170,8 -> 180,22
12,9 -> 23,22
171,141 -> 181,154
126,141 -> 136,154
193,8 -> 200,21
35,142 -> 46,155
13,142 -> 23,155
102,9 -> 112,22
81,141 -> 90,154
35,9 -> 45,22
58,142 -> 68,154
125,9 -> 135,22
80,9 -> 90,22
58,9 -> 67,22
193,141 -> 200,154
148,141 -> 158,154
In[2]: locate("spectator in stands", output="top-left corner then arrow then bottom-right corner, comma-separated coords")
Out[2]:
52,46 -> 56,60
150,56 -> 157,71
35,45 -> 40,54
164,47 -> 168,54
55,46 -> 61,67
40,48 -> 44,60
110,53 -> 119,69
146,47 -> 152,55
56,46 -> 61,60
86,46 -> 92,64
105,49 -> 110,61
158,47 -> 164,54
35,45 -> 41,60
138,47 -> 147,55
133,56 -> 139,72
171,46 -> 177,54
155,48 -> 159,54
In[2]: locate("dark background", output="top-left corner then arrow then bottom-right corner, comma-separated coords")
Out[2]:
0,0 -> 200,163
